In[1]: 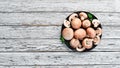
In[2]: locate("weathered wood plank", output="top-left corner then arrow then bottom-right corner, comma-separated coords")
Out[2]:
0,65 -> 120,68
0,39 -> 119,52
0,26 -> 119,39
0,13 -> 119,26
0,52 -> 119,65
0,0 -> 118,12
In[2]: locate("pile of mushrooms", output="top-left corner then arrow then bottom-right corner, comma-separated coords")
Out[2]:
61,11 -> 102,52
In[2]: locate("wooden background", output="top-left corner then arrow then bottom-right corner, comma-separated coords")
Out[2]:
0,0 -> 120,68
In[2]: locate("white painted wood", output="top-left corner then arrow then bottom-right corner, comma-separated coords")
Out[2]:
0,13 -> 119,26
0,0 -> 118,12
0,26 -> 119,39
0,39 -> 119,52
0,52 -> 119,65
0,65 -> 120,68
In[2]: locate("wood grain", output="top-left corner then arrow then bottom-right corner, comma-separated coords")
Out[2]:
0,65 -> 120,68
0,38 -> 119,52
0,0 -> 118,12
0,52 -> 119,65
0,26 -> 118,39
0,12 -> 119,26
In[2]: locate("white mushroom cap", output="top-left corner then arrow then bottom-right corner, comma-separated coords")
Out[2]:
82,38 -> 93,49
69,13 -> 78,22
96,28 -> 102,36
74,28 -> 86,40
62,28 -> 74,40
82,19 -> 91,28
94,36 -> 100,45
70,38 -> 81,48
79,12 -> 88,20
86,27 -> 96,38
92,19 -> 100,27
64,20 -> 70,28
71,18 -> 81,29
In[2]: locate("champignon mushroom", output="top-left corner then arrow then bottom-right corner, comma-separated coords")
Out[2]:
92,19 -> 100,27
96,28 -> 102,36
64,20 -> 70,28
69,13 -> 78,22
70,38 -> 81,48
62,28 -> 74,40
76,46 -> 85,52
94,36 -> 100,45
86,27 -> 96,38
82,38 -> 93,49
71,18 -> 81,29
74,28 -> 86,40
82,19 -> 91,28
79,12 -> 88,20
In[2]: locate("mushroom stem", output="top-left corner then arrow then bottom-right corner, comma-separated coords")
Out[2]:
76,47 -> 86,52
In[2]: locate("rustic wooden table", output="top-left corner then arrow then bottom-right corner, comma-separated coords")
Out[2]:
0,0 -> 120,68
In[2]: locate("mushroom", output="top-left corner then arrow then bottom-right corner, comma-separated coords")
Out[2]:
92,19 -> 100,27
96,28 -> 102,36
82,38 -> 93,49
74,28 -> 86,40
79,12 -> 88,20
70,38 -> 81,48
86,27 -> 96,38
82,19 -> 91,28
71,18 -> 81,29
69,13 -> 78,22
76,46 -> 86,52
64,20 -> 70,28
94,36 -> 100,45
62,28 -> 74,40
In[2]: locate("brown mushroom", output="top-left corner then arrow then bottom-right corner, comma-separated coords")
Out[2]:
70,38 -> 81,48
82,38 -> 93,49
92,19 -> 100,27
86,27 -> 96,38
62,28 -> 74,40
74,28 -> 86,40
69,13 -> 78,22
79,12 -> 88,20
96,28 -> 102,36
94,36 -> 100,45
82,19 -> 91,28
64,20 -> 70,28
71,18 -> 81,29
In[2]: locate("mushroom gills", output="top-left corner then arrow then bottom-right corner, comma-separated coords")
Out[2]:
92,19 -> 100,27
64,20 -> 70,28
94,36 -> 100,45
82,38 -> 93,49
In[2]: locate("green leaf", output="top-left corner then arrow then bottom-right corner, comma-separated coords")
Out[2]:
60,35 -> 65,43
88,13 -> 93,19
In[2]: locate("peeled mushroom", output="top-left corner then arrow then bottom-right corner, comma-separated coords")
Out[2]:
86,27 -> 96,38
71,18 -> 81,29
92,19 -> 100,27
96,28 -> 102,36
69,13 -> 78,22
79,12 -> 88,20
70,38 -> 81,48
82,19 -> 91,28
82,38 -> 93,49
64,20 -> 70,28
94,36 -> 100,45
62,28 -> 74,40
74,28 -> 86,40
